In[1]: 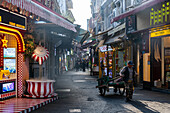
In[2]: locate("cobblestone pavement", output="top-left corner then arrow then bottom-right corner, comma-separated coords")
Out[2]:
32,70 -> 170,113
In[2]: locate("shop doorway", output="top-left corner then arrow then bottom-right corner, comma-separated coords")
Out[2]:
151,38 -> 162,85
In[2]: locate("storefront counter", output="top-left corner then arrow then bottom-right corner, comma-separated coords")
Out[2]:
0,78 -> 16,100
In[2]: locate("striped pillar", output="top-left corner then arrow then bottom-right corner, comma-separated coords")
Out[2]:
17,53 -> 24,97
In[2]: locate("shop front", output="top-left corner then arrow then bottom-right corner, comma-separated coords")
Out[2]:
98,45 -> 113,78
0,7 -> 26,99
0,26 -> 26,99
104,23 -> 130,78
150,24 -> 170,89
136,0 -> 170,90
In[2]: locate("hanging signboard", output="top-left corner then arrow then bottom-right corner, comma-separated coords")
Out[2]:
126,15 -> 136,34
0,8 -> 26,30
150,25 -> 170,37
99,45 -> 112,52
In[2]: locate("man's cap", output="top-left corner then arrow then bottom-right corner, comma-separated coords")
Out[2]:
128,61 -> 134,65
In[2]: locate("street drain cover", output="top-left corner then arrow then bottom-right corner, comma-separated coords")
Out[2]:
87,97 -> 94,101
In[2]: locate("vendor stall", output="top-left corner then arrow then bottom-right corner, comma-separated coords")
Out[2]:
0,7 -> 26,99
99,45 -> 113,78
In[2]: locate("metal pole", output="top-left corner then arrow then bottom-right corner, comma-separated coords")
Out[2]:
39,65 -> 43,79
107,45 -> 109,76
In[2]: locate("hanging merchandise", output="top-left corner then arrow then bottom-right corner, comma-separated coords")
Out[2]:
32,46 -> 49,65
154,40 -> 161,62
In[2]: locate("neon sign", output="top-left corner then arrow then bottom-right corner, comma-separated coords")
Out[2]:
1,36 -> 8,48
0,8 -> 26,30
150,1 -> 170,26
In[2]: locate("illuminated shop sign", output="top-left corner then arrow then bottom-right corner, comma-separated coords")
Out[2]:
150,1 -> 170,26
0,8 -> 26,30
151,29 -> 170,37
150,25 -> 170,37
99,45 -> 112,52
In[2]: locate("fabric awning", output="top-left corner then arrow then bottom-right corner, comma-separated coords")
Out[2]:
81,41 -> 97,49
80,31 -> 90,44
5,0 -> 76,32
111,0 -> 166,23
104,33 -> 125,45
108,23 -> 125,36
95,40 -> 105,51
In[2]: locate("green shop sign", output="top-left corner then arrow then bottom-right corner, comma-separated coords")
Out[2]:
150,1 -> 170,26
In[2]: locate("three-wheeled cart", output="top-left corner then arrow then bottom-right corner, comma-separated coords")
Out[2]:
96,76 -> 125,96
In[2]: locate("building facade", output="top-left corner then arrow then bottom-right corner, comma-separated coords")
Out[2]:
89,0 -> 170,90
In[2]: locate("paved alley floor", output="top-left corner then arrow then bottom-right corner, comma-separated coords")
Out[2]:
32,70 -> 170,113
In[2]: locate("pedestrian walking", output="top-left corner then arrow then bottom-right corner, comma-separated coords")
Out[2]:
120,61 -> 138,102
75,61 -> 79,71
86,60 -> 89,69
139,52 -> 143,84
100,59 -> 104,78
82,60 -> 86,72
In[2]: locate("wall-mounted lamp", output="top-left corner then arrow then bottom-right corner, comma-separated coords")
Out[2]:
22,9 -> 26,15
30,13 -> 35,19
12,5 -> 17,12
36,16 -> 40,21
17,7 -> 22,14
25,11 -> 29,17
6,3 -> 12,10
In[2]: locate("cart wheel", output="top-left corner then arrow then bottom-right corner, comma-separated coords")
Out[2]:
119,87 -> 125,95
99,87 -> 106,96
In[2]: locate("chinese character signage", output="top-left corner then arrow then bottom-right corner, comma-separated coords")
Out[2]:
0,8 -> 26,30
99,45 -> 112,52
150,1 -> 170,26
126,15 -> 136,34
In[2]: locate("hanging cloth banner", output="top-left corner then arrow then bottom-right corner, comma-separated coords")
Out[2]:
4,0 -> 76,32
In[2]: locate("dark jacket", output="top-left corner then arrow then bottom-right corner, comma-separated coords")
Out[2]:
121,66 -> 135,83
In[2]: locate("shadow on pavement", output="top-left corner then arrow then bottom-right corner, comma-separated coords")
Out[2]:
98,93 -> 160,113
128,100 -> 159,113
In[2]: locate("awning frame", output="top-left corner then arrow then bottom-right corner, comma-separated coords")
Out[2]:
4,0 -> 76,32
104,32 -> 125,45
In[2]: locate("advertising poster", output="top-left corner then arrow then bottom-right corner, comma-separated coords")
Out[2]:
3,82 -> 15,92
4,48 -> 16,57
4,59 -> 16,73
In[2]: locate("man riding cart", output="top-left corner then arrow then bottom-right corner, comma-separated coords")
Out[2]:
96,61 -> 138,102
120,61 -> 138,102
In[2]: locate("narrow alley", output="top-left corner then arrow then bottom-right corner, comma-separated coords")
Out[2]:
0,0 -> 170,113
32,70 -> 170,113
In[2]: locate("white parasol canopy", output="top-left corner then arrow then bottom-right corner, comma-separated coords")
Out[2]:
32,46 -> 49,65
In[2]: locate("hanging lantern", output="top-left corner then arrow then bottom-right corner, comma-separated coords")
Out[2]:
32,46 -> 49,65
